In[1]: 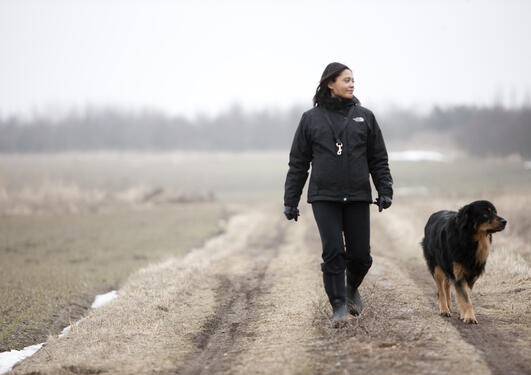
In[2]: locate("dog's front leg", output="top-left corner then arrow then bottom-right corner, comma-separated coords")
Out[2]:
434,266 -> 451,316
454,280 -> 477,324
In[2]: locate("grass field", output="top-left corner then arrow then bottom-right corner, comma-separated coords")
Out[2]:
0,150 -> 530,355
0,203 -> 226,351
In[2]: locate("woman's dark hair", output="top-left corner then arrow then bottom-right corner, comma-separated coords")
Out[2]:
313,62 -> 359,107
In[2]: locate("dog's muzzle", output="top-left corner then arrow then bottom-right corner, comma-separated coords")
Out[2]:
489,216 -> 507,233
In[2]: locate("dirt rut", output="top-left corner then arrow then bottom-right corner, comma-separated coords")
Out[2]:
166,219 -> 284,374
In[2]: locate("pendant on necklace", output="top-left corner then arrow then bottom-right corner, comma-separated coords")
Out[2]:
336,142 -> 343,156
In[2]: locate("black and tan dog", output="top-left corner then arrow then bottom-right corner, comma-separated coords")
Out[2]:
421,200 -> 507,324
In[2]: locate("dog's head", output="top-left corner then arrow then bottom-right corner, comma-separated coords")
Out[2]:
456,200 -> 507,234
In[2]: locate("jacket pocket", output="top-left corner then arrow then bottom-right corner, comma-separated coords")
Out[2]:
347,159 -> 370,192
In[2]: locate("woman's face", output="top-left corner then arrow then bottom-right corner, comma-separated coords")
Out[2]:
328,69 -> 354,99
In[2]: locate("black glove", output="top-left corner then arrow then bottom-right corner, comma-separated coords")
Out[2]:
375,196 -> 392,212
284,206 -> 300,221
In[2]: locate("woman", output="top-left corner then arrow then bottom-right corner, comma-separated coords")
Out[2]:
283,62 -> 393,326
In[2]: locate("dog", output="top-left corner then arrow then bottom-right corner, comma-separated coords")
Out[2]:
421,200 -> 506,324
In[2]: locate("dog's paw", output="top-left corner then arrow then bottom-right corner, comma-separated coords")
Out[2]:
440,311 -> 451,317
462,315 -> 478,324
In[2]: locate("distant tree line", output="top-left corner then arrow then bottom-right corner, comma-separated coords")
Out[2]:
0,104 -> 530,157
0,106 -> 300,153
383,105 -> 531,157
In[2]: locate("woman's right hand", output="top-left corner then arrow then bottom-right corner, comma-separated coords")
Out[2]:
284,206 -> 300,221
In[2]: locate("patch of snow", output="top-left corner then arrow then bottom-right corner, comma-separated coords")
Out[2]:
91,290 -> 118,309
0,291 -> 117,373
389,150 -> 450,162
59,325 -> 72,337
58,317 -> 87,338
0,343 -> 43,374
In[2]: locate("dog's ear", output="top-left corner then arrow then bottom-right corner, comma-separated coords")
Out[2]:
456,204 -> 471,231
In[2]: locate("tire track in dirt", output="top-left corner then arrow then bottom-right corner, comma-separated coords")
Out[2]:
374,209 -> 531,375
446,314 -> 531,375
162,214 -> 285,375
166,205 -> 324,374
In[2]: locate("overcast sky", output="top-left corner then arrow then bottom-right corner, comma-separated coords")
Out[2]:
1,0 -> 530,118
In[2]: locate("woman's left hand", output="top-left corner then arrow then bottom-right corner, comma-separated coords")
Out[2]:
375,196 -> 392,212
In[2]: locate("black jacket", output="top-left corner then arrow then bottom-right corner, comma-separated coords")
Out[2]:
284,99 -> 393,207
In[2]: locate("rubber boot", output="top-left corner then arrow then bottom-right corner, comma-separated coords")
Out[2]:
346,270 -> 365,315
331,300 -> 347,327
323,271 -> 347,327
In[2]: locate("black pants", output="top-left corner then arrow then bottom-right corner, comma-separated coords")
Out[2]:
311,201 -> 373,277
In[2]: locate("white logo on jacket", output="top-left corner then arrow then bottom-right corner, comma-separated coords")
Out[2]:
353,117 -> 365,122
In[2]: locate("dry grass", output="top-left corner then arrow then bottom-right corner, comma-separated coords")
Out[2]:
311,283 -> 399,338
0,180 -> 214,215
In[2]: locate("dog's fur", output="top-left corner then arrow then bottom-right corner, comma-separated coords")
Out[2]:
421,200 -> 507,324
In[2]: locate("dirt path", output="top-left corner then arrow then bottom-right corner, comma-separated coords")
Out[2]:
10,202 -> 530,375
